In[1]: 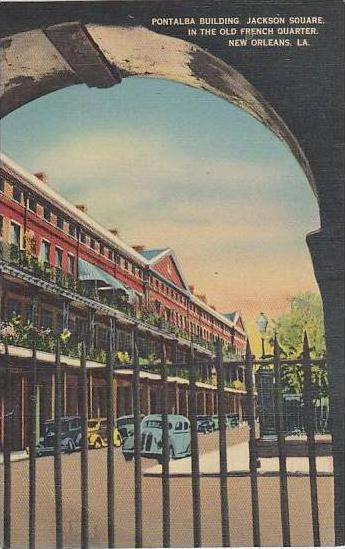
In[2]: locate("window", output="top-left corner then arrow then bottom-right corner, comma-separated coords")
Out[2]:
40,240 -> 51,264
124,260 -> 128,270
0,177 -> 4,193
7,299 -> 21,319
12,186 -> 23,203
80,232 -> 86,244
67,254 -> 75,275
28,197 -> 37,213
69,223 -> 76,238
55,247 -> 63,269
90,238 -> 95,250
108,250 -> 114,262
43,206 -> 51,222
57,216 -> 64,230
10,222 -> 21,247
99,243 -> 105,255
41,309 -> 54,329
116,254 -> 120,265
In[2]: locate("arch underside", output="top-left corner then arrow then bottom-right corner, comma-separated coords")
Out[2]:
0,23 -> 315,194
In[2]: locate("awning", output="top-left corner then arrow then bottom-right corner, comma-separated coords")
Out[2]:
78,258 -> 130,295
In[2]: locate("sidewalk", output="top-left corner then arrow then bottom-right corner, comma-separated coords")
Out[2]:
144,441 -> 334,475
0,450 -> 29,464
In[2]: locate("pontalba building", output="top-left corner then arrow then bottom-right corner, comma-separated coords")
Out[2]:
0,153 -> 247,450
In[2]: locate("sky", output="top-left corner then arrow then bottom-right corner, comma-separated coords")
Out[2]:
0,77 -> 320,349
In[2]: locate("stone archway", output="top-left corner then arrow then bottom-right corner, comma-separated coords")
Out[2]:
0,19 -> 344,543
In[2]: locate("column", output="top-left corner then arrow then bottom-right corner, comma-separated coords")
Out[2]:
87,308 -> 95,356
307,228 -> 344,544
175,383 -> 179,414
62,299 -> 70,330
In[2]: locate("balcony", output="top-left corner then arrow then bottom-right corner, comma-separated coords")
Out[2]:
0,242 -> 240,361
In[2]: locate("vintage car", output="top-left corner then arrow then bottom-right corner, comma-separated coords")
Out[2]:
212,415 -> 219,431
87,418 -> 122,449
36,416 -> 82,456
226,414 -> 240,428
116,414 -> 144,441
122,414 -> 191,462
196,415 -> 214,434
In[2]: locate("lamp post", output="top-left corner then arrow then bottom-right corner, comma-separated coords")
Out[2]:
256,312 -> 268,359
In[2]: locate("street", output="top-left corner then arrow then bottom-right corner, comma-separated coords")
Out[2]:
1,427 -> 334,547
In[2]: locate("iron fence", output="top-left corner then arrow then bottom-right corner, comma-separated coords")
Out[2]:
0,329 -> 337,548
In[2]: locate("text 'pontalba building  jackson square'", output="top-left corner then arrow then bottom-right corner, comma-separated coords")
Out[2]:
0,153 -> 247,450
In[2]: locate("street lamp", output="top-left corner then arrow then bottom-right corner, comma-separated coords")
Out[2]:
256,312 -> 268,358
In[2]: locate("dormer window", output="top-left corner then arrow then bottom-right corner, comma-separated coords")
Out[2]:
28,197 -> 37,213
43,206 -> 51,222
13,186 -> 23,203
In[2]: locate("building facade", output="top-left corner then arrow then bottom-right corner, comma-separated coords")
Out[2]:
0,153 -> 247,450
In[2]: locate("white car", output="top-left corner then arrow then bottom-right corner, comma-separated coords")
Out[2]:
122,414 -> 191,462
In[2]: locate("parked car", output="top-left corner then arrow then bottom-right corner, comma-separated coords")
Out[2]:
226,414 -> 240,428
122,414 -> 191,462
87,418 -> 122,449
212,415 -> 219,431
196,415 -> 214,434
116,414 -> 145,442
36,416 -> 82,456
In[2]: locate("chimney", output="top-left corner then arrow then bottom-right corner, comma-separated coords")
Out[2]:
210,304 -> 216,311
109,228 -> 119,237
133,245 -> 145,253
34,172 -> 48,184
76,204 -> 88,214
189,285 -> 195,295
197,293 -> 207,304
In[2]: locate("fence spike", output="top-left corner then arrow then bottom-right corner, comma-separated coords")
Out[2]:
245,338 -> 252,359
303,331 -> 310,357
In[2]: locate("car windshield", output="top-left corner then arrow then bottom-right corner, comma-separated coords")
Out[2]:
88,420 -> 99,429
143,420 -> 173,429
117,418 -> 134,427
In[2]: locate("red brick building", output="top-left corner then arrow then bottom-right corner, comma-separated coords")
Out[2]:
0,153 -> 247,449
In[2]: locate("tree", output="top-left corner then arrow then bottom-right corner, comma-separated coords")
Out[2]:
268,292 -> 327,395
268,292 -> 325,358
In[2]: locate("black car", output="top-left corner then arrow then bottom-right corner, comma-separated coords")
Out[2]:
196,415 -> 214,434
226,414 -> 240,428
36,416 -> 82,456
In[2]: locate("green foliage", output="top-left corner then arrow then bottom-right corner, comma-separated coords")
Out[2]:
268,292 -> 325,359
267,292 -> 327,395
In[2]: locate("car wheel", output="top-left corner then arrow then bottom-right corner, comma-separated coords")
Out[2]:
93,438 -> 102,450
169,446 -> 175,460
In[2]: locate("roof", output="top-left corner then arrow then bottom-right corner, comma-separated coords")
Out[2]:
78,258 -> 130,294
0,153 -> 146,267
224,312 -> 237,322
140,248 -> 169,261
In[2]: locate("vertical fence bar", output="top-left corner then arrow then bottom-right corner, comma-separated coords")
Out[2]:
79,342 -> 89,549
132,325 -> 143,548
189,342 -> 202,547
29,341 -> 38,549
3,344 -> 12,549
273,336 -> 291,547
302,332 -> 321,546
160,338 -> 171,547
106,318 -> 115,548
216,340 -> 230,547
244,340 -> 261,546
54,338 -> 63,549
